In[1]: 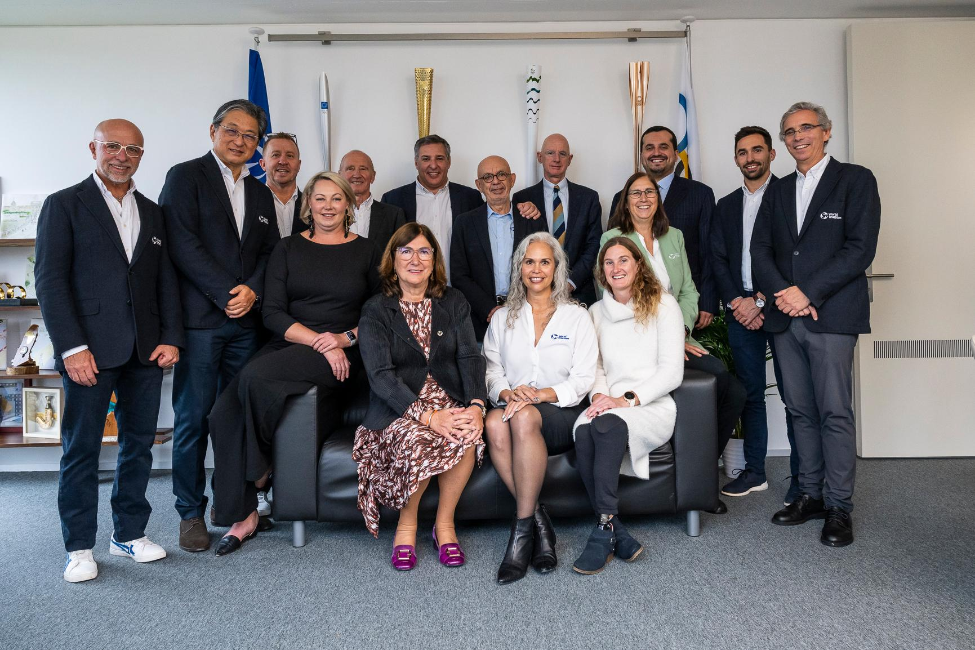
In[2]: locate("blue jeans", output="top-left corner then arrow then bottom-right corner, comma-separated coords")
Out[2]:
171,319 -> 260,520
726,313 -> 798,479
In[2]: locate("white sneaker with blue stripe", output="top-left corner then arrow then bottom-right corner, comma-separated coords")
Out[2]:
63,549 -> 98,583
109,535 -> 167,563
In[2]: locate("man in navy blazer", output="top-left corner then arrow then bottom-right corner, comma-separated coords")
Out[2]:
159,99 -> 280,552
36,119 -> 184,582
451,156 -> 547,341
259,132 -> 304,238
712,126 -> 798,504
751,102 -> 881,547
610,126 -> 717,328
512,133 -> 602,306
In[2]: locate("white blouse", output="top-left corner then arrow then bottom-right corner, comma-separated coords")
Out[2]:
635,232 -> 672,293
483,301 -> 598,408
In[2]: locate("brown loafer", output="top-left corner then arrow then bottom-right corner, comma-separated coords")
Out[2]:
179,516 -> 211,552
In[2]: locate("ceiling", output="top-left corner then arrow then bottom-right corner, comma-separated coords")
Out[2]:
1,0 -> 974,26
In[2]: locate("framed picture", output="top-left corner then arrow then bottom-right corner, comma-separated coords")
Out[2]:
0,194 -> 46,239
0,379 -> 22,426
23,386 -> 63,439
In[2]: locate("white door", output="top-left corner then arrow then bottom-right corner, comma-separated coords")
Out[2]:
848,22 -> 975,457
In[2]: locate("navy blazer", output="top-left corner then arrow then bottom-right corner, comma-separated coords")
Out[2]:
512,180 -> 602,305
294,197 -> 405,255
357,289 -> 486,430
35,176 -> 184,371
750,158 -> 881,335
159,152 -> 280,329
450,203 -> 548,341
381,180 -> 484,223
711,174 -> 779,307
611,175 -> 717,314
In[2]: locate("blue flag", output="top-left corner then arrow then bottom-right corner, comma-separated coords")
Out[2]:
247,48 -> 272,182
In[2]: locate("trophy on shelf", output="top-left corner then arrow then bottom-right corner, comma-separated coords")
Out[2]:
415,67 -> 434,138
628,61 -> 651,173
7,324 -> 39,375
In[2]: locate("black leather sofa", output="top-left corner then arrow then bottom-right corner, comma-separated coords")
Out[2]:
272,369 -> 718,547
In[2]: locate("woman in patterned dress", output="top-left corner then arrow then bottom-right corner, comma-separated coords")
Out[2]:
353,223 -> 487,571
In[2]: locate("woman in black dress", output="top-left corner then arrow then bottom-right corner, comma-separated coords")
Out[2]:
209,170 -> 380,556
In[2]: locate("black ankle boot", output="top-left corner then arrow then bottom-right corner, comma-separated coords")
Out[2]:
531,504 -> 558,573
572,519 -> 616,575
497,516 -> 535,585
609,517 -> 643,562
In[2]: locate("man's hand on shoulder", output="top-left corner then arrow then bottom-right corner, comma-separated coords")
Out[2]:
516,202 -> 542,220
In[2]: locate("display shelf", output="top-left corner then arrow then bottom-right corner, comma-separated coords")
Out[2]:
2,373 -> 60,380
0,428 -> 173,448
0,305 -> 40,311
0,239 -> 36,248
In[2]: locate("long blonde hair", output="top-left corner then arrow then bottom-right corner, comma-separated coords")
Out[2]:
504,232 -> 574,328
595,237 -> 663,325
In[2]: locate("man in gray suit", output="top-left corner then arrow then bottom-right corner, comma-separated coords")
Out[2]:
337,149 -> 406,254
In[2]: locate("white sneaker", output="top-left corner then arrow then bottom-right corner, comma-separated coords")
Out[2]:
257,489 -> 271,517
109,535 -> 167,563
63,549 -> 98,583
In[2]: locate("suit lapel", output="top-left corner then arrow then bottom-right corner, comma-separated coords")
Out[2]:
783,172 -> 799,242
405,183 -> 418,221
798,159 -> 842,241
129,192 -> 154,265
429,297 -> 450,359
529,181 -> 547,231
240,179 -> 257,244
200,153 -> 240,241
77,177 -> 128,262
368,201 -> 384,239
385,296 -> 424,356
472,206 -> 494,270
664,176 -> 689,213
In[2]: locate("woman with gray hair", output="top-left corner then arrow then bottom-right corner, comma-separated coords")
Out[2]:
483,231 -> 599,584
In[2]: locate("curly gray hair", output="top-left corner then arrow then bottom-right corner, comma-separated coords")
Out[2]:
503,231 -> 574,328
778,101 -> 832,143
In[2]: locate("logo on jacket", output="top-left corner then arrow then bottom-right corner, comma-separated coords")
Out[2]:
668,253 -> 680,259
259,215 -> 269,225
151,236 -> 162,246
820,212 -> 841,220
550,334 -> 569,340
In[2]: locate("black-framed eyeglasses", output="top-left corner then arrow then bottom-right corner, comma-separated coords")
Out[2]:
93,139 -> 144,158
216,124 -> 260,144
395,246 -> 434,261
478,171 -> 511,183
627,188 -> 658,198
782,124 -> 823,140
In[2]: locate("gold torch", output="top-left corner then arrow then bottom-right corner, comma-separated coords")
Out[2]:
628,62 -> 650,173
415,68 -> 434,138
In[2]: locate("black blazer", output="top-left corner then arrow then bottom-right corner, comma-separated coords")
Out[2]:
35,176 -> 184,371
449,203 -> 548,341
611,175 -> 717,314
750,158 -> 881,335
711,175 -> 779,307
159,152 -> 280,329
512,180 -> 602,305
289,190 -> 305,237
357,289 -> 486,430
381,181 -> 484,223
296,198 -> 406,255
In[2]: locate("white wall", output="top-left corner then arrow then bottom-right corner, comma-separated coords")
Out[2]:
0,17 -> 901,468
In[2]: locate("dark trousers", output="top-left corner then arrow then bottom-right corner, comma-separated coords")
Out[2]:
171,319 -> 260,520
684,350 -> 747,462
726,315 -> 799,479
574,414 -> 629,514
209,341 -> 361,525
773,319 -> 858,511
58,350 -> 163,551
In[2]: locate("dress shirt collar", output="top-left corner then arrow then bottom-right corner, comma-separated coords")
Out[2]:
211,149 -> 250,183
656,170 -> 676,200
355,194 -> 374,211
543,177 -> 567,192
92,171 -> 136,201
416,180 -> 448,196
797,153 -> 831,181
487,204 -> 513,219
272,185 -> 299,206
742,174 -> 772,197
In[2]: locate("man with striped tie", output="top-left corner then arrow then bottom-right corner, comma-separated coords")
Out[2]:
451,155 -> 548,341
513,134 -> 603,306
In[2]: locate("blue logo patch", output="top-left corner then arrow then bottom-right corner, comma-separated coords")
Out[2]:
321,102 -> 329,110
550,334 -> 569,340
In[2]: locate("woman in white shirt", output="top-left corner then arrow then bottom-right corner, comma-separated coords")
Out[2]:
483,231 -> 598,585
570,236 -> 685,575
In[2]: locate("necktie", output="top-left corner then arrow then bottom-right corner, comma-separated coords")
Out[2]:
552,184 -> 565,245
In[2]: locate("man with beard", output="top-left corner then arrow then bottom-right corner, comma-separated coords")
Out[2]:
260,132 -> 303,237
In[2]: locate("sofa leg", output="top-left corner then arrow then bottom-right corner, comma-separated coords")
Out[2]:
292,521 -> 306,548
685,510 -> 701,537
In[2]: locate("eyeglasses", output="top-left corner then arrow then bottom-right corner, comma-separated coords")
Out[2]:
782,124 -> 823,140
478,171 -> 511,183
216,124 -> 260,144
627,188 -> 658,198
395,246 -> 434,261
93,139 -> 144,158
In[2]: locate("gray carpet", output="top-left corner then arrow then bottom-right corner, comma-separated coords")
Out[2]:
1,457 -> 973,650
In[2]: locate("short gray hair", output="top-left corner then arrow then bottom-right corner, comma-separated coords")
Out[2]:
413,134 -> 451,160
503,232 -> 575,328
212,99 -> 269,139
778,101 -> 832,142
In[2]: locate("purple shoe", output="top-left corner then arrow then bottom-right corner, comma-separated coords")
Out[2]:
391,545 -> 417,571
432,525 -> 466,567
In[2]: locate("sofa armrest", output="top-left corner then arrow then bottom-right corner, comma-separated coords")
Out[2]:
272,387 -> 322,521
672,369 -> 719,512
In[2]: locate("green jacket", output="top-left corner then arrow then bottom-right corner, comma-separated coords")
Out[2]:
600,227 -> 701,347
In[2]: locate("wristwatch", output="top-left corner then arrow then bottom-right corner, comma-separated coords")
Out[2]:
623,391 -> 637,408
755,297 -> 766,309
469,401 -> 488,419
345,330 -> 358,346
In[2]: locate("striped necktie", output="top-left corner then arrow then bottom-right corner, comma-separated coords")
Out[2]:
552,184 -> 565,245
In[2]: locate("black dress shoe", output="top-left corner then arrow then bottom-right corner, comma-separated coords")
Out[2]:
497,516 -> 534,585
771,494 -> 827,526
214,529 -> 257,557
257,516 -> 275,532
531,504 -> 558,573
821,507 -> 854,547
707,499 -> 728,515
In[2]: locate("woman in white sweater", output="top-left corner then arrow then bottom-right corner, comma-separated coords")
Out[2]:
571,236 -> 685,574
483,232 -> 598,585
